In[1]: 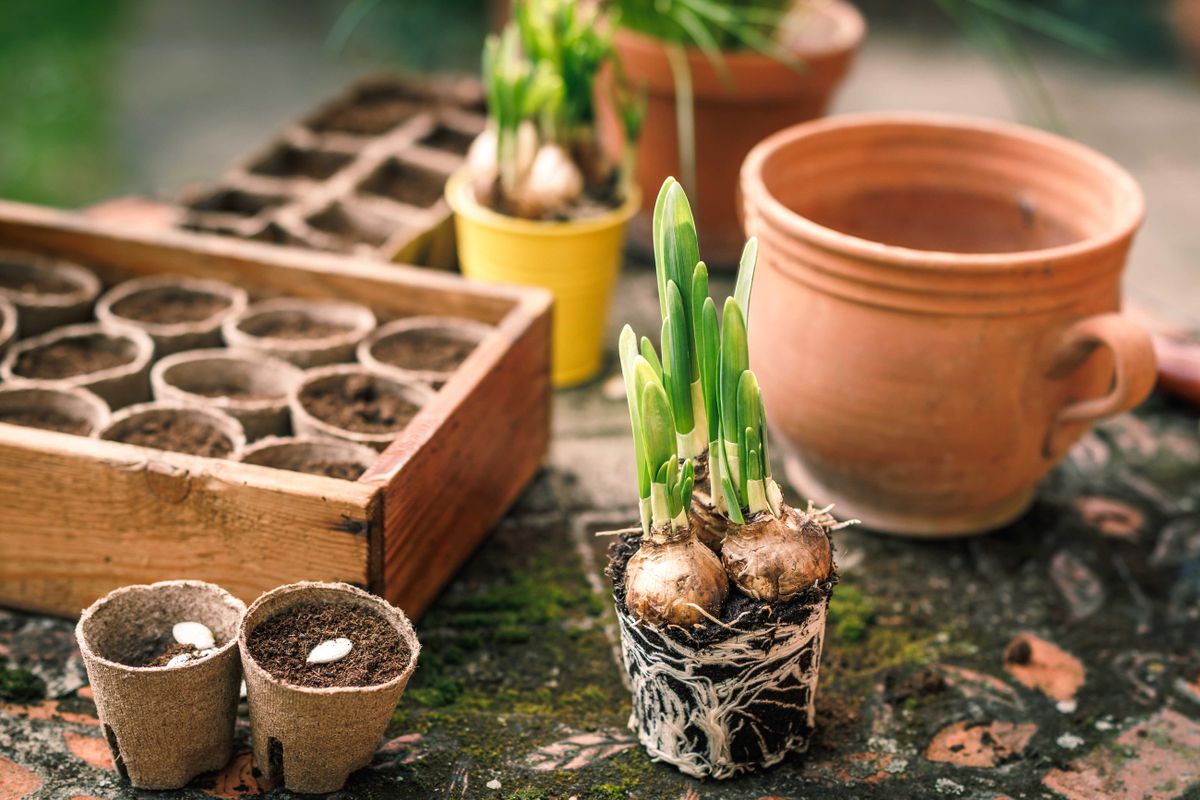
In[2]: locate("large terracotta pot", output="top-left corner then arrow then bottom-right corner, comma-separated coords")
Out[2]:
741,113 -> 1156,536
614,0 -> 863,266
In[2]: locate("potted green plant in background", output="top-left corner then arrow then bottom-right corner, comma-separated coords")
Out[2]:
447,0 -> 645,386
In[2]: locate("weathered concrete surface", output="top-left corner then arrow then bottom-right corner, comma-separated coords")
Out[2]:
2,264 -> 1199,799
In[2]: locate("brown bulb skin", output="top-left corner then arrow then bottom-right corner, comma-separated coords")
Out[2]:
625,527 -> 729,628
689,493 -> 729,552
720,505 -> 832,603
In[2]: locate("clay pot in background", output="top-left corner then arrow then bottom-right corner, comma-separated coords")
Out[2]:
100,402 -> 247,460
611,0 -> 863,266
75,580 -> 245,790
151,349 -> 303,440
740,113 -> 1156,536
239,582 -> 420,794
0,385 -> 111,436
290,365 -> 434,451
97,275 -> 248,357
222,298 -> 376,369
0,295 -> 16,358
239,436 -> 379,481
0,249 -> 102,336
0,323 -> 154,409
357,316 -> 492,387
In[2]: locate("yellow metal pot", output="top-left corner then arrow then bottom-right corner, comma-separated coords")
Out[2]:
446,170 -> 639,386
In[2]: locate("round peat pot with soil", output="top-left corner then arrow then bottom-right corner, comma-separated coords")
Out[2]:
239,436 -> 379,481
446,169 -> 638,387
740,112 -> 1156,535
151,349 -> 303,441
608,529 -> 835,779
0,295 -> 16,358
291,365 -> 433,451
239,582 -> 420,794
222,298 -> 376,369
74,580 -> 246,790
100,402 -> 246,459
0,385 -> 110,436
357,315 -> 492,387
96,275 -> 248,357
0,249 -> 102,336
0,322 -> 154,409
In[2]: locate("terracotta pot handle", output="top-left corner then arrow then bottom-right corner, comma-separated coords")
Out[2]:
1044,313 -> 1157,458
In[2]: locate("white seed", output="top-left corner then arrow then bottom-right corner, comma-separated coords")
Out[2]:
173,621 -> 215,650
166,653 -> 192,667
306,637 -> 353,664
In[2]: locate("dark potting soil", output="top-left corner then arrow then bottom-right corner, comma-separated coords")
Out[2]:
0,408 -> 91,436
185,381 -> 282,402
300,374 -> 418,434
0,263 -> 77,295
360,159 -> 445,209
246,601 -> 408,688
116,634 -> 222,668
606,531 -> 837,649
110,286 -> 231,325
13,335 -> 136,380
372,329 -> 476,373
263,451 -> 368,481
143,643 -> 201,668
310,98 -> 418,136
110,414 -> 234,458
244,315 -> 353,341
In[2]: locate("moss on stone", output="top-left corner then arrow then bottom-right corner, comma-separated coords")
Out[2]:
0,663 -> 45,703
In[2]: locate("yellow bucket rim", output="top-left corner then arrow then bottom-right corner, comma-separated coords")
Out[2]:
445,169 -> 641,236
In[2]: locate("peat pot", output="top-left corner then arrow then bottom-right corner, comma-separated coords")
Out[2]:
741,113 -> 1156,536
446,169 -> 636,386
96,275 -> 248,357
239,582 -> 420,794
612,0 -> 863,265
75,580 -> 245,789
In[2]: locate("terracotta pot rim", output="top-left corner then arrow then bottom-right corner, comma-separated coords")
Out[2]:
100,401 -> 248,459
616,0 -> 865,68
742,111 -> 1145,272
445,169 -> 640,237
222,298 -> 376,355
289,364 -> 435,447
152,348 -> 303,412
358,315 -> 493,385
0,322 -> 155,388
75,579 -> 246,674
238,581 -> 420,696
0,249 -> 102,309
96,275 -> 248,338
0,384 -> 111,435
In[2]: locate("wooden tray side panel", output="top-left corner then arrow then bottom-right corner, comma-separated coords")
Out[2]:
371,295 -> 553,616
0,429 -> 375,618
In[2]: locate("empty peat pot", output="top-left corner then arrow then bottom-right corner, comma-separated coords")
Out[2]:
0,294 -> 16,358
607,534 -> 834,779
100,402 -> 247,459
741,113 -> 1157,536
357,315 -> 492,386
0,248 -> 101,336
0,385 -> 110,436
96,275 -> 248,356
151,348 -> 303,440
239,436 -> 379,481
0,322 -> 154,409
239,581 -> 420,794
222,298 -> 376,368
75,580 -> 246,790
290,364 -> 434,451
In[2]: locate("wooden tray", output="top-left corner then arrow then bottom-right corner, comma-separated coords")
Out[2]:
0,200 -> 551,619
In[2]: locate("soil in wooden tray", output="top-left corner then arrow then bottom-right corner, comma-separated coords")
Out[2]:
0,262 -> 76,295
374,329 -> 476,373
13,335 -> 135,380
247,601 -> 408,688
110,286 -> 231,325
268,452 -> 368,481
188,188 -> 287,217
245,315 -> 353,341
418,124 -> 475,155
359,159 -> 446,209
110,415 -> 234,458
249,144 -> 353,181
309,86 -> 423,135
300,374 -> 418,434
0,408 -> 91,435
307,205 -> 390,248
